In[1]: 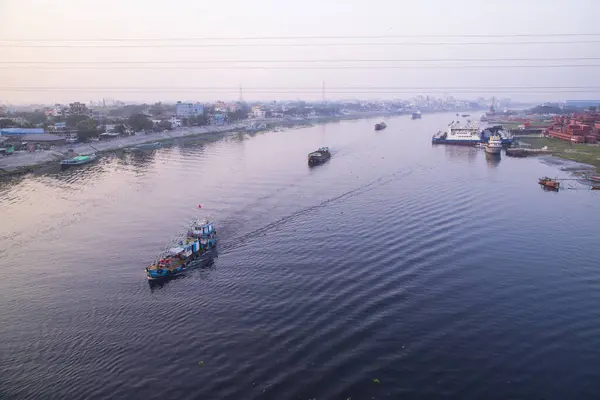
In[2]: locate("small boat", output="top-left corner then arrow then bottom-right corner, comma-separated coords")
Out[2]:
145,219 -> 217,281
461,114 -> 470,117
539,177 -> 560,190
60,153 -> 96,168
374,122 -> 387,130
308,147 -> 331,166
586,175 -> 600,183
124,142 -> 162,152
485,135 -> 503,154
411,111 -> 422,120
591,186 -> 600,190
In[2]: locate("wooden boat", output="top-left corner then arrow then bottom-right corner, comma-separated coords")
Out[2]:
308,147 -> 331,166
374,122 -> 387,130
145,220 -> 217,280
60,153 -> 96,168
586,175 -> 600,183
539,177 -> 560,190
591,186 -> 600,190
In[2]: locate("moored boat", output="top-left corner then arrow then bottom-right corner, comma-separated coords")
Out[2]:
411,111 -> 422,120
586,175 -> 600,183
539,177 -> 560,190
145,219 -> 217,280
60,153 -> 97,168
485,135 -> 503,154
308,147 -> 331,166
374,122 -> 387,130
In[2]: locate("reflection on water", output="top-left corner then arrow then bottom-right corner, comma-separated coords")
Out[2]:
485,152 -> 502,168
443,144 -> 478,162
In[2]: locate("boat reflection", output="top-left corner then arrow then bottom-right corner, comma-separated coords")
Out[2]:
443,145 -> 478,163
485,152 -> 501,168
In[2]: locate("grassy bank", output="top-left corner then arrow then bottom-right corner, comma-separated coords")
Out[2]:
519,137 -> 600,172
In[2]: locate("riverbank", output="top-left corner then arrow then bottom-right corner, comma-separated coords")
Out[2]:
518,137 -> 600,172
0,111 -> 397,177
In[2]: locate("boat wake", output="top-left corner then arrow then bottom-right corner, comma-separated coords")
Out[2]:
219,166 -> 421,253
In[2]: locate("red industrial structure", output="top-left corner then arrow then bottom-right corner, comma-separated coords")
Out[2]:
546,111 -> 600,143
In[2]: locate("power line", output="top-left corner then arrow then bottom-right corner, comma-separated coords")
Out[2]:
1,86 -> 598,94
2,33 -> 599,42
3,40 -> 600,48
2,57 -> 600,64
1,64 -> 598,70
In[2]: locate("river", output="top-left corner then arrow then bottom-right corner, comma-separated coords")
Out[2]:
1,113 -> 600,399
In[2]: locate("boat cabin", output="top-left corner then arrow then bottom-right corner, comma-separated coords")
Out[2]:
188,220 -> 216,238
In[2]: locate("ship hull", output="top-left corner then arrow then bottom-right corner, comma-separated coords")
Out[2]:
432,138 -> 513,146
485,146 -> 502,154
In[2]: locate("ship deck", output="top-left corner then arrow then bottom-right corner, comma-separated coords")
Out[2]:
148,258 -> 186,272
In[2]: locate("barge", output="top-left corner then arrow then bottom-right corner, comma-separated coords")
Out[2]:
308,147 -> 331,166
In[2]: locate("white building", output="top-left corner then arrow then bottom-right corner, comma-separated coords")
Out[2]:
170,116 -> 182,127
175,102 -> 204,117
251,106 -> 265,118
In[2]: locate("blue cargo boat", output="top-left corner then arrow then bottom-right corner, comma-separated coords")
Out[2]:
145,220 -> 217,280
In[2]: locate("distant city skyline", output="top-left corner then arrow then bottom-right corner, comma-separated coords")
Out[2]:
1,0 -> 599,103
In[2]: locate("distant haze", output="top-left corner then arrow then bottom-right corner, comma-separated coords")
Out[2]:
1,0 -> 599,104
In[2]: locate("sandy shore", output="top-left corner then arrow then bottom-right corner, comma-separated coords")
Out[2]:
0,112 -> 396,176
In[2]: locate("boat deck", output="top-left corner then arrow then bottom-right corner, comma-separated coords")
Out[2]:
147,257 -> 186,272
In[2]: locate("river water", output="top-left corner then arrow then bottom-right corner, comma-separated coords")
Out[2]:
1,113 -> 600,399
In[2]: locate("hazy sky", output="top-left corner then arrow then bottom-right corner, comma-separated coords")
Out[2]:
1,0 -> 599,104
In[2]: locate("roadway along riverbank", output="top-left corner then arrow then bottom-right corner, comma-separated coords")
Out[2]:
0,112 -> 395,177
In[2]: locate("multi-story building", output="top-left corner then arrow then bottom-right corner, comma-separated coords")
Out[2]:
175,102 -> 204,117
69,102 -> 88,116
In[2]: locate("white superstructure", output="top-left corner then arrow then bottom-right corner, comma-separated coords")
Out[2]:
485,135 -> 503,154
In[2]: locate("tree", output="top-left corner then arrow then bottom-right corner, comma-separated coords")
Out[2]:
76,119 -> 99,141
158,120 -> 173,131
128,113 -> 153,132
114,124 -> 127,135
0,118 -> 14,128
67,114 -> 89,128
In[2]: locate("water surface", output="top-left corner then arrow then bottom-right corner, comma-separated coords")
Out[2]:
1,113 -> 600,399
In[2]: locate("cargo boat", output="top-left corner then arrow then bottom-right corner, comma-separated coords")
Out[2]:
374,122 -> 387,130
411,111 -> 422,120
60,153 -> 97,168
145,219 -> 217,280
308,147 -> 331,165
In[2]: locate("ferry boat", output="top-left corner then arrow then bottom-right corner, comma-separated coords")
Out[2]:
432,120 -> 483,145
432,121 -> 513,146
374,122 -> 387,131
485,135 -> 503,154
411,111 -> 422,120
308,147 -> 331,166
60,153 -> 97,168
145,219 -> 217,281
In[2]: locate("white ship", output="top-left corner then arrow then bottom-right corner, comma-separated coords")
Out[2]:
485,135 -> 503,154
432,120 -> 482,145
